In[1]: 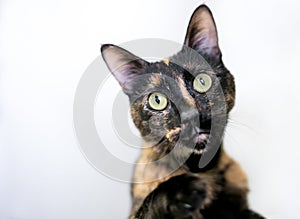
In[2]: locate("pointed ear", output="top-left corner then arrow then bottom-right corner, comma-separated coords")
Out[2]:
184,5 -> 221,64
101,44 -> 148,94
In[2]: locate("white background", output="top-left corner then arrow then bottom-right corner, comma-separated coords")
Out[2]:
1,0 -> 300,218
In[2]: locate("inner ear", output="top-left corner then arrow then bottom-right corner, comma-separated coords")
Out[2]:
101,44 -> 148,94
184,5 -> 221,63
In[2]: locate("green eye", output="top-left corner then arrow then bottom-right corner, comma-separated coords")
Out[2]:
148,92 -> 168,110
193,73 -> 212,93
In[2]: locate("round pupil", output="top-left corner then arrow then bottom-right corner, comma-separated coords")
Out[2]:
155,95 -> 160,104
199,77 -> 205,85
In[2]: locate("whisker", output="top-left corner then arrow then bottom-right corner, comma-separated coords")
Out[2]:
227,117 -> 259,135
224,128 -> 242,146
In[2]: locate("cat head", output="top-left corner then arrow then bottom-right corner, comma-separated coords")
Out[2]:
101,5 -> 235,171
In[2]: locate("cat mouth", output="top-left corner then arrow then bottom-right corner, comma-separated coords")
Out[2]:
166,127 -> 210,155
192,147 -> 207,155
191,132 -> 209,155
184,133 -> 209,172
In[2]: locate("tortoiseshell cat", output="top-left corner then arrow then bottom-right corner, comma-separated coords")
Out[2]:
101,5 -> 264,219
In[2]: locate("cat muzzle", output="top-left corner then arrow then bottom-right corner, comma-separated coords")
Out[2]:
192,132 -> 209,154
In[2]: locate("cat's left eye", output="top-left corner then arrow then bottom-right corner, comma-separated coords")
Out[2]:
193,73 -> 212,93
148,92 -> 168,111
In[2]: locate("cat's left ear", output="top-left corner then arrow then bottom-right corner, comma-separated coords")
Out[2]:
101,44 -> 148,94
184,5 -> 222,64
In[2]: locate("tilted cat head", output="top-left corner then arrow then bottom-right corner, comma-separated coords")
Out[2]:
101,5 -> 235,171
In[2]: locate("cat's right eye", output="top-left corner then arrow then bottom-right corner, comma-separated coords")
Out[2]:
193,73 -> 212,93
148,92 -> 168,111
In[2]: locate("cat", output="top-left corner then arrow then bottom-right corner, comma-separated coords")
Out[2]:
101,5 -> 265,219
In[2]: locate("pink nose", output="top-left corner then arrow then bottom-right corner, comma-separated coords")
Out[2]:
195,133 -> 208,142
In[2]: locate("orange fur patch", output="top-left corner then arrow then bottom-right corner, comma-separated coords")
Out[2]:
163,58 -> 170,66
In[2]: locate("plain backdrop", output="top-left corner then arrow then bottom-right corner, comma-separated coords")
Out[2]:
1,0 -> 300,218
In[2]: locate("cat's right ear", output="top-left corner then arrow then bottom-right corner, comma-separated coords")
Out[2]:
184,5 -> 222,65
101,44 -> 148,95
